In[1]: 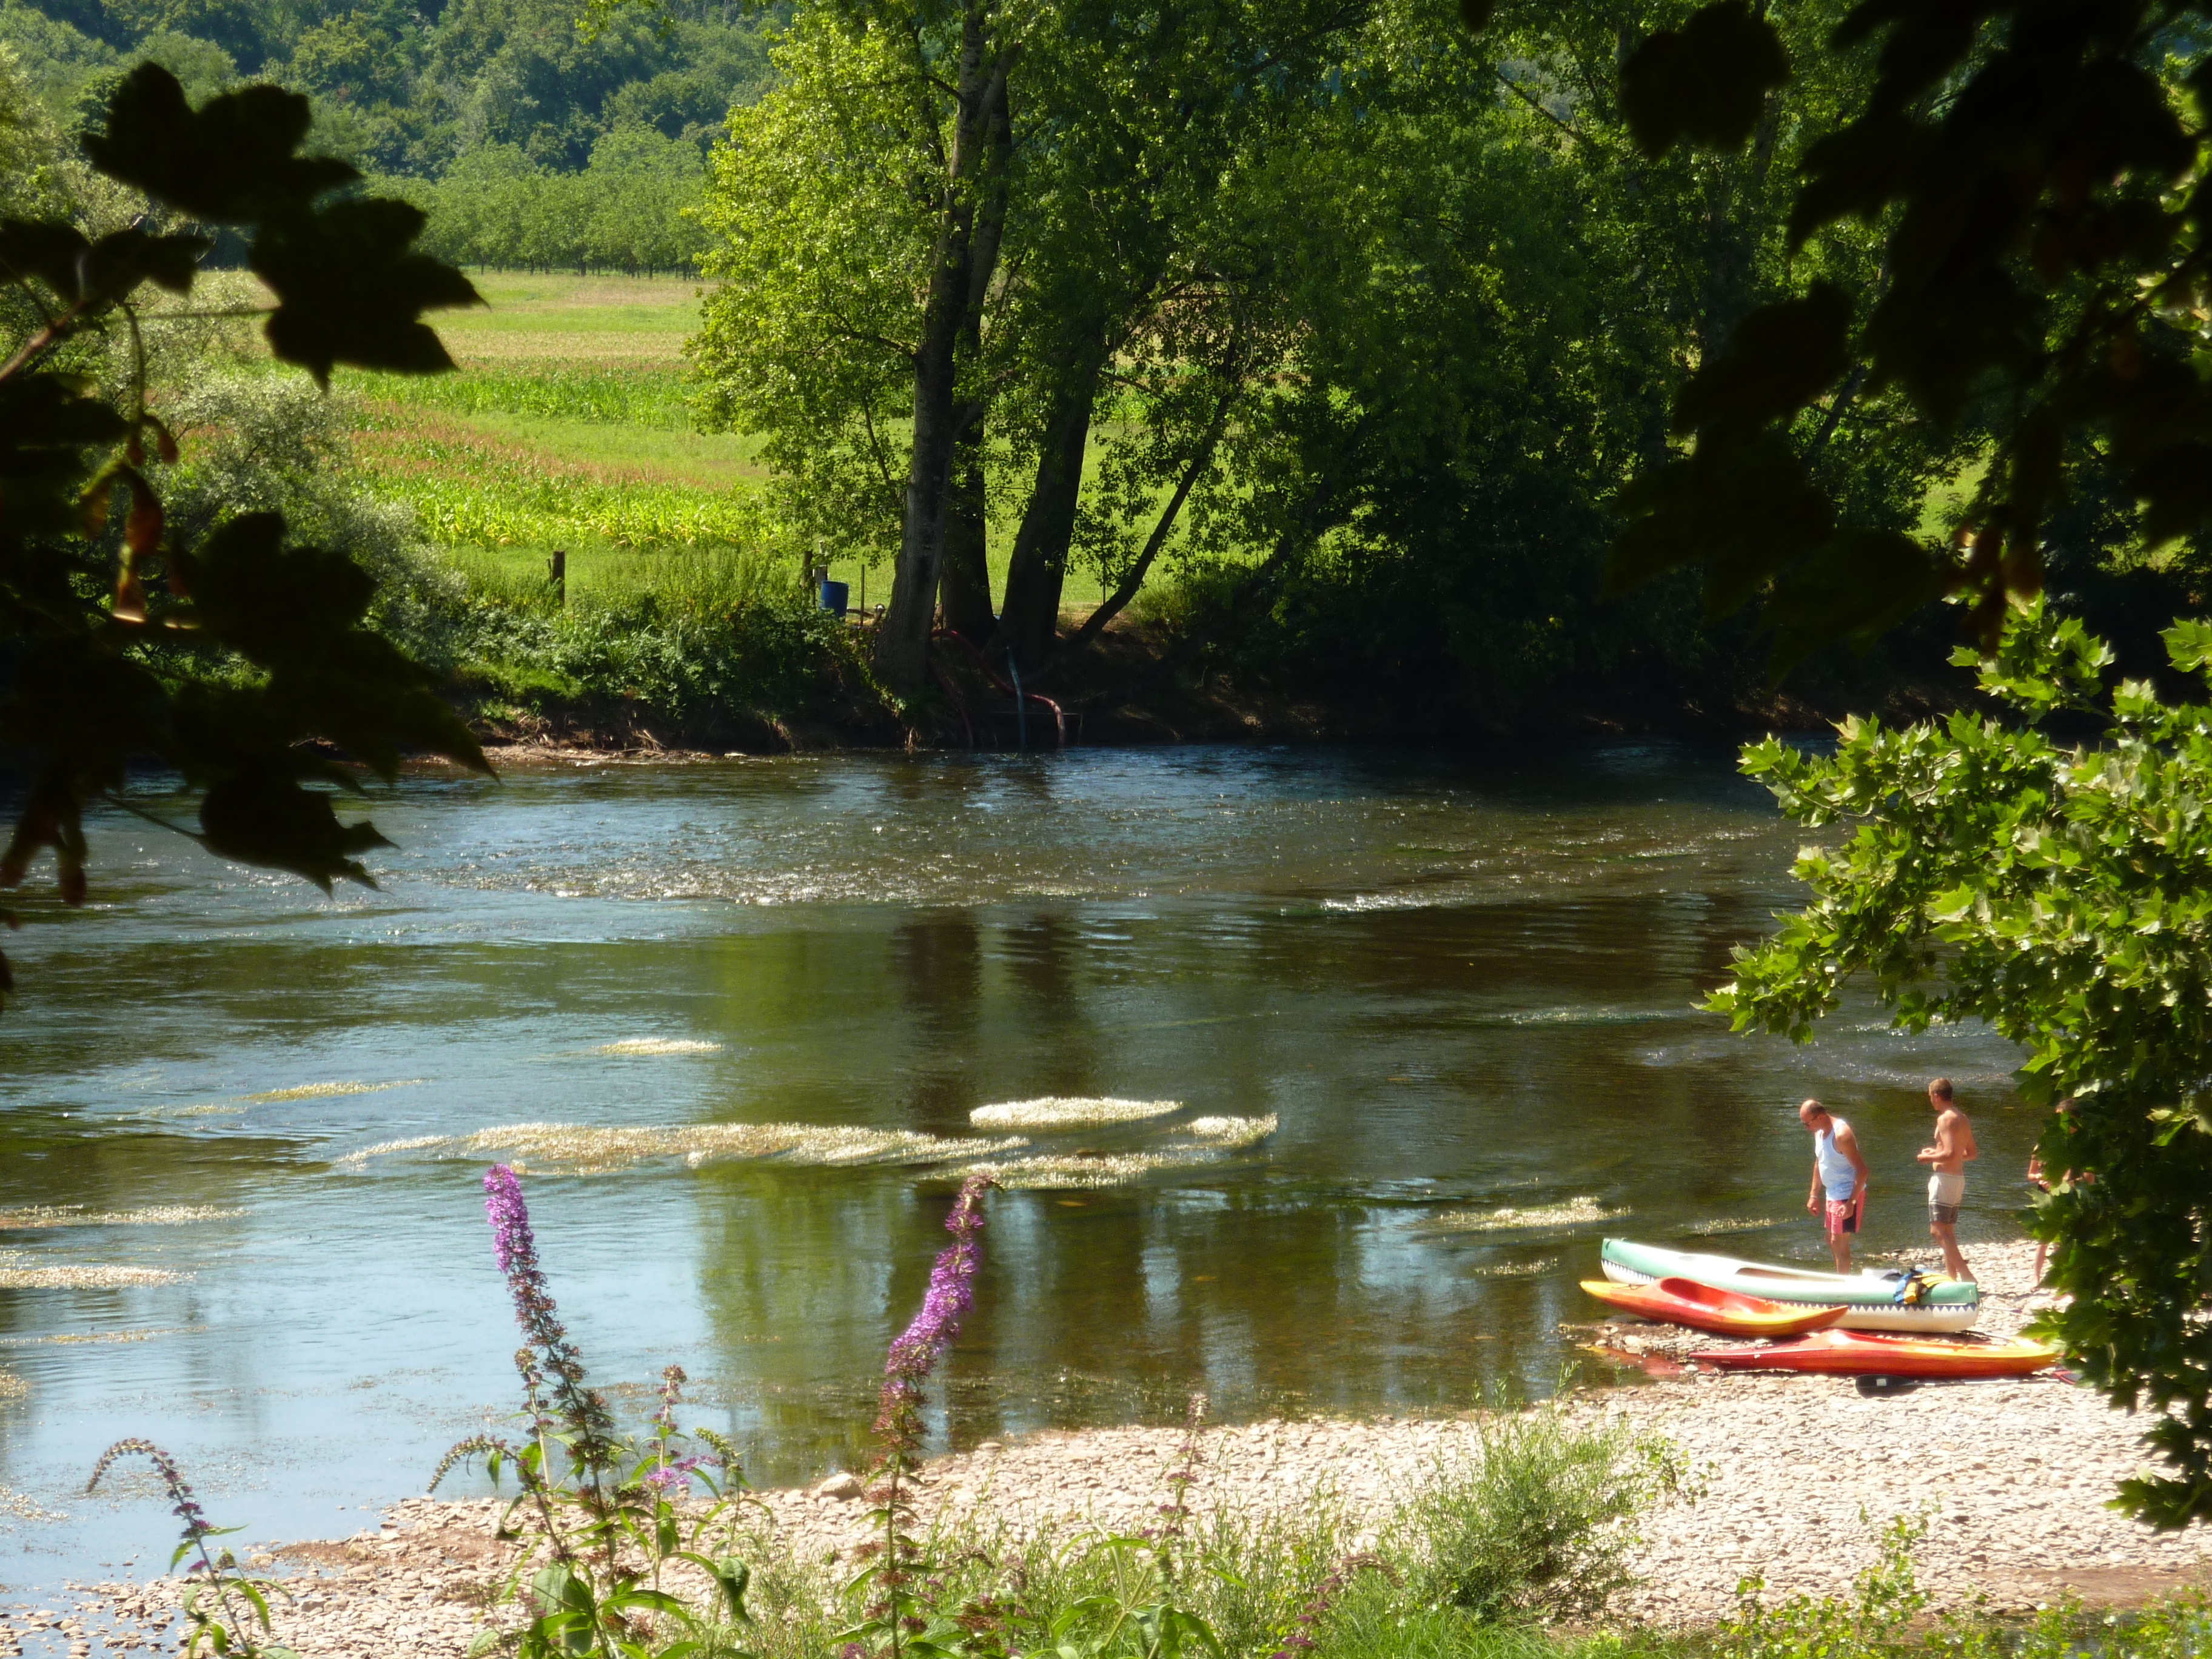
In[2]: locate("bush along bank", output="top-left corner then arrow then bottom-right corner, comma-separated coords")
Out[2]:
84,362 -> 877,755
384,560 -> 900,754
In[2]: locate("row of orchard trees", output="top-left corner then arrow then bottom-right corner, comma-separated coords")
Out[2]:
371,126 -> 712,276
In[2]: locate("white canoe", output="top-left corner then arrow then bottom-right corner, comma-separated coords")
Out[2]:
1601,1238 -> 1981,1333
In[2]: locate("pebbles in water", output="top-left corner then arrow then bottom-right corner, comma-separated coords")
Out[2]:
970,1098 -> 1181,1131
1687,1215 -> 1783,1236
337,1122 -> 1027,1176
1467,1256 -> 1559,1278
962,1113 -> 1278,1186
965,1152 -> 1196,1188
0,1205 -> 244,1230
245,1080 -> 425,1103
0,1261 -> 190,1289
1425,1195 -> 1612,1232
1182,1114 -> 1278,1147
0,1484 -> 64,1523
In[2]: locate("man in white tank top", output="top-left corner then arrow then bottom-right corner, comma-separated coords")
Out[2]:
1800,1098 -> 1869,1272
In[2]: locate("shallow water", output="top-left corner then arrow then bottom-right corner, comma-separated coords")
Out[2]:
0,743 -> 2036,1590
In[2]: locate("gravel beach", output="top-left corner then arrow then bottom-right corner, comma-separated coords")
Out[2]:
12,1241 -> 2207,1657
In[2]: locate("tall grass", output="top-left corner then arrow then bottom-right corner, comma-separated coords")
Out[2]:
356,432 -> 773,556
1711,1515 -> 2212,1659
350,366 -> 692,428
729,1398 -> 1689,1659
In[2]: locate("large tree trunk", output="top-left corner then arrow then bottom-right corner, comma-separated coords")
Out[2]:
939,421 -> 994,641
991,346 -> 1105,671
937,85 -> 1014,647
872,10 -> 1015,692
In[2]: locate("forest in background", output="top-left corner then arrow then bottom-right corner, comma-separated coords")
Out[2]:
0,0 -> 752,270
0,0 -> 2205,745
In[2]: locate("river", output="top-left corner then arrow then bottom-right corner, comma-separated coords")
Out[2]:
0,743 -> 2034,1590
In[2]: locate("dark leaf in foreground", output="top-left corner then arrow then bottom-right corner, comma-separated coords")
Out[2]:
82,66 -> 358,221
1620,2 -> 1789,156
255,199 -> 483,383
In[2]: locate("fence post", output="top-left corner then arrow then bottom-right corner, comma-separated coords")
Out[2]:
548,549 -> 566,605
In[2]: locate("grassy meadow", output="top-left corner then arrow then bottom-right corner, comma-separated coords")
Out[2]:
343,271 -> 1109,615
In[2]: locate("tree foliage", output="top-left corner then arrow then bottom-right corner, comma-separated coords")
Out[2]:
0,62 -> 488,1008
370,125 -> 713,274
0,0 -> 773,174
694,0 -> 2060,719
697,0 -> 1382,686
1712,598 -> 2212,1527
1600,0 -> 2212,667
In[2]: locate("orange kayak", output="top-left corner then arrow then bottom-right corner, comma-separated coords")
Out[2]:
1691,1329 -> 2057,1378
1581,1276 -> 1849,1338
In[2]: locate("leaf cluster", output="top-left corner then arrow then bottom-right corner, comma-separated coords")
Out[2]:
0,63 -> 489,1010
1600,0 -> 2212,669
1716,1510 -> 2212,1659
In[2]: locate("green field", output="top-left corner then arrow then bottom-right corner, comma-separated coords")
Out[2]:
346,271 -> 1108,613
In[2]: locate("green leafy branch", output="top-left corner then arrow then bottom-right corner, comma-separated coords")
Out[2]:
0,64 -> 492,1010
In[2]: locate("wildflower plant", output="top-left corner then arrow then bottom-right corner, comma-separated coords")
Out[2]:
842,1381 -> 1236,1659
434,1164 -> 754,1659
85,1438 -> 297,1659
843,1173 -> 996,1659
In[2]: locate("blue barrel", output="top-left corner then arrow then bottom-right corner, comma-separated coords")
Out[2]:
818,578 -> 850,616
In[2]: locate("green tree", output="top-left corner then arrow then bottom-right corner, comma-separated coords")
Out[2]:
693,0 -> 1384,688
1139,0 -> 1937,722
1709,598 -> 2212,1527
580,122 -> 709,272
691,11 -> 989,630
0,64 -> 488,1007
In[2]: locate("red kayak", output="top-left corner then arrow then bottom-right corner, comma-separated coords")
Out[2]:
1581,1276 -> 1847,1338
1691,1329 -> 2056,1379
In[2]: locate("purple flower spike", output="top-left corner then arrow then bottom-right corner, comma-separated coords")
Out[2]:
645,1459 -> 698,1496
874,1174 -> 991,1455
484,1163 -> 534,1278
85,1438 -> 210,1543
480,1164 -> 615,1468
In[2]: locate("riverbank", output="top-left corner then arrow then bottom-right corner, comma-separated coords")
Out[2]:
458,609 -> 1970,759
18,1242 -> 2204,1658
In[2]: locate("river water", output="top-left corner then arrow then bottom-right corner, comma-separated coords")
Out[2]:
0,743 -> 2035,1591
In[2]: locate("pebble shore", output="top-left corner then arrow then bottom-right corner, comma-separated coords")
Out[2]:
12,1241 -> 2206,1657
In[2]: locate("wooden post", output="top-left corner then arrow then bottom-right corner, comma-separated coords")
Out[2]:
548,549 -> 566,605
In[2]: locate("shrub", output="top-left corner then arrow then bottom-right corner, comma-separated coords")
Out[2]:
1714,1513 -> 2212,1659
1393,1404 -> 1687,1624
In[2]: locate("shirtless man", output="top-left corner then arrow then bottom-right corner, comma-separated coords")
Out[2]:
1800,1099 -> 1869,1272
1917,1077 -> 1979,1282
